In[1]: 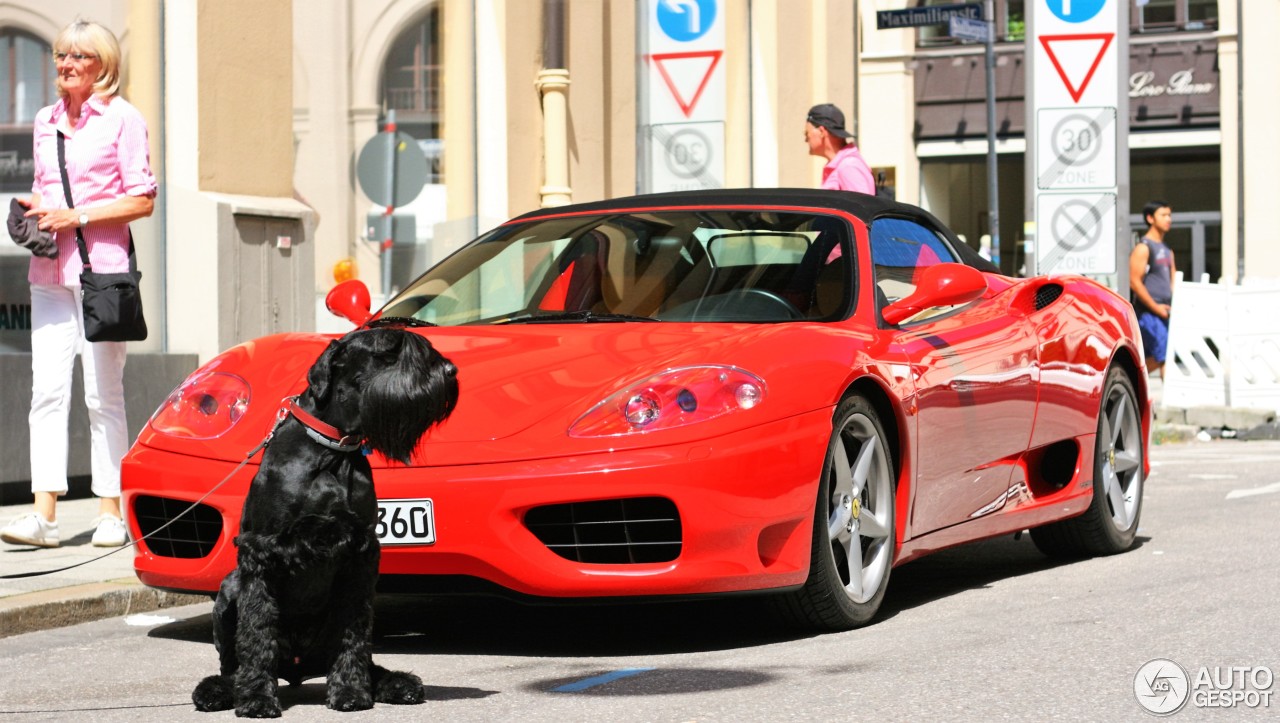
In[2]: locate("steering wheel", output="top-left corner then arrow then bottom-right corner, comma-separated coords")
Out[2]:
730,289 -> 804,320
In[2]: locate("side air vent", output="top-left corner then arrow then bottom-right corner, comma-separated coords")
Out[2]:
1034,283 -> 1063,310
525,497 -> 682,564
133,495 -> 224,558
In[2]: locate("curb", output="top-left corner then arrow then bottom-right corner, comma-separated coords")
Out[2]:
1153,404 -> 1279,444
0,579 -> 207,639
1152,423 -> 1200,445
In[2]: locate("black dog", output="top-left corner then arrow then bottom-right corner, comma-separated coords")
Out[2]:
192,327 -> 458,717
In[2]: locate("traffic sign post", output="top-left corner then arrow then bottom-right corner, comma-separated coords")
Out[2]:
639,0 -> 725,193
1026,0 -> 1129,287
356,110 -> 429,297
881,2 -> 1000,271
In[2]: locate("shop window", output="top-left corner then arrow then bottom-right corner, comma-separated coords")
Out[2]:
379,6 -> 443,182
0,29 -> 53,193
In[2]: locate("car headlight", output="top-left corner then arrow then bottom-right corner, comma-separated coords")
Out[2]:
149,371 -> 251,439
569,366 -> 766,437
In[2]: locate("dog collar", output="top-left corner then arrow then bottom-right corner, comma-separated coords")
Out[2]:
281,396 -> 364,453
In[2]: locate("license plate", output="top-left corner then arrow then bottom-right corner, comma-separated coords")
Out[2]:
376,498 -> 436,545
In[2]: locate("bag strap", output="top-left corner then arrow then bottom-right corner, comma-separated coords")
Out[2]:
57,130 -> 137,273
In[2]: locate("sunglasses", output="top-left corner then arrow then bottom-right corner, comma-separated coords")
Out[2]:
53,52 -> 98,63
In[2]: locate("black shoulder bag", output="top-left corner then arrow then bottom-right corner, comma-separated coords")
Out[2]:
56,130 -> 148,342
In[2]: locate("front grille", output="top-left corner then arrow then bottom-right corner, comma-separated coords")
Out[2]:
133,495 -> 224,558
524,497 -> 682,564
1034,283 -> 1064,310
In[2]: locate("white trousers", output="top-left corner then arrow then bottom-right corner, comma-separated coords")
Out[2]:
29,284 -> 128,498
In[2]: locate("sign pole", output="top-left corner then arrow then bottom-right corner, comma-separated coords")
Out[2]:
381,109 -> 398,299
982,0 -> 1001,271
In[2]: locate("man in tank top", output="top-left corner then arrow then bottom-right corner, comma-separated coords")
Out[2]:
1129,200 -> 1177,379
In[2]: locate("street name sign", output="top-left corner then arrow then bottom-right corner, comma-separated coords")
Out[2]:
949,15 -> 991,43
876,3 -> 981,30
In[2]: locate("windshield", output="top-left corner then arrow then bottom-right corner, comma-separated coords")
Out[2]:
379,209 -> 855,325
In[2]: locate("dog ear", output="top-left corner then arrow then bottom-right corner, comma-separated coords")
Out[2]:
304,339 -> 343,403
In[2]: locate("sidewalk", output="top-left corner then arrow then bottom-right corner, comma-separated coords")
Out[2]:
0,497 -> 206,638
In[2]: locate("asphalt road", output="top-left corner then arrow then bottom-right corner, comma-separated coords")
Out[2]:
2,440 -> 1278,721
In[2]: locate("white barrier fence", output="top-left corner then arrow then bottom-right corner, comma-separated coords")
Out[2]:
1163,280 -> 1280,412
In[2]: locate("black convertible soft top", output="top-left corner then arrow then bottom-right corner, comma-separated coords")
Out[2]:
511,188 -> 1000,274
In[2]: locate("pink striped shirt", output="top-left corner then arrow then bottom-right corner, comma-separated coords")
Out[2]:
28,94 -> 157,285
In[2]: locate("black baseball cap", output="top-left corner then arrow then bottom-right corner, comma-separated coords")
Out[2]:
806,103 -> 854,139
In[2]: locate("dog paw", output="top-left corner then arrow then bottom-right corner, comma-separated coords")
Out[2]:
374,670 -> 426,705
235,695 -> 282,719
192,675 -> 234,712
327,688 -> 374,712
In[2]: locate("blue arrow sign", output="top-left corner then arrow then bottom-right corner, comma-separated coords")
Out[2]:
1046,0 -> 1106,23
657,0 -> 717,42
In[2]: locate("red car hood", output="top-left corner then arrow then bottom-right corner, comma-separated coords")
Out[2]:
137,323 -> 878,466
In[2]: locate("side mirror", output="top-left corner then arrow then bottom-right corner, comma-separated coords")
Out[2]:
881,263 -> 988,325
325,279 -> 373,326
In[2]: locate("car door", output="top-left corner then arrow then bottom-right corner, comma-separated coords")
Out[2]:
869,216 -> 1040,537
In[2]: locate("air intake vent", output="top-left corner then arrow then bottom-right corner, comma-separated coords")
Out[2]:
1034,283 -> 1063,310
525,497 -> 682,564
133,495 -> 224,558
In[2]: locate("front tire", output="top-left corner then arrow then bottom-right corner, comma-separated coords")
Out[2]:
1031,366 -> 1144,557
773,395 -> 896,630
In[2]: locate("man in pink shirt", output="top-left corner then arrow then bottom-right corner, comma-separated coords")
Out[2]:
805,103 -> 874,195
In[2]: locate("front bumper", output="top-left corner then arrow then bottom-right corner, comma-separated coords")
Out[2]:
121,409 -> 831,598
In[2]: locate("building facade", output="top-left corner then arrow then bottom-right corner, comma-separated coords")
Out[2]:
1,0 -> 1278,364
861,0 -> 1278,285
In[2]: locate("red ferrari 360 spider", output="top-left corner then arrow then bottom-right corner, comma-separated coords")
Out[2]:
121,189 -> 1149,630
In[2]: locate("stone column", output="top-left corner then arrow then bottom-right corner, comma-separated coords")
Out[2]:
537,69 -> 572,208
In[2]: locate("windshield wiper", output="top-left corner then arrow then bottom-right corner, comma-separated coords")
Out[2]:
498,310 -> 659,324
366,315 -> 437,328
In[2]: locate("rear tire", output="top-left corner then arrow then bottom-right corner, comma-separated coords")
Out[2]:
772,395 -> 895,630
1031,366 -> 1144,557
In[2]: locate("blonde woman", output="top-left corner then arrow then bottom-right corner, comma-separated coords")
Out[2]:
1,20 -> 156,548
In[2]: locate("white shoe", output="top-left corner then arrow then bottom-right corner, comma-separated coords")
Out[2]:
91,515 -> 128,547
1,512 -> 60,548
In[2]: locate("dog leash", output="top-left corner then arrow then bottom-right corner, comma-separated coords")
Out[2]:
0,412 -> 288,581
1,394 -> 364,580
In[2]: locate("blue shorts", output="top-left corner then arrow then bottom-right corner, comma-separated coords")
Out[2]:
1138,311 -> 1169,364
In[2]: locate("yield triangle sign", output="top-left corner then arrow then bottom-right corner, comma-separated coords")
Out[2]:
651,50 -> 723,118
1039,33 -> 1114,103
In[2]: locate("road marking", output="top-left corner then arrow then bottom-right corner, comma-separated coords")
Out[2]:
1190,474 -> 1238,480
1225,482 -> 1280,500
552,667 -> 656,693
124,613 -> 176,626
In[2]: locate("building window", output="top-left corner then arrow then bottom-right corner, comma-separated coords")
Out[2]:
916,0 -> 1025,45
1,29 -> 52,193
1132,0 -> 1218,33
1004,1 -> 1024,41
380,6 -> 443,182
